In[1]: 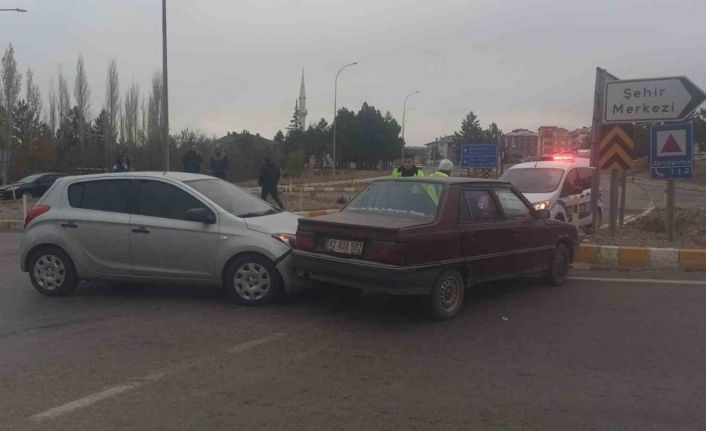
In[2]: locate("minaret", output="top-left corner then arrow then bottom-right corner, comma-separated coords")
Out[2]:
297,69 -> 307,129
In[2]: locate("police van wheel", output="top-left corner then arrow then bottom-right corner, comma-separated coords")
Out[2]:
555,213 -> 565,222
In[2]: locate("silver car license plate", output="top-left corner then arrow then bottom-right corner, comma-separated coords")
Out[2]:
326,239 -> 364,256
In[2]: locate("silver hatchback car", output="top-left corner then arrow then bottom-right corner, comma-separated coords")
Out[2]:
19,172 -> 305,304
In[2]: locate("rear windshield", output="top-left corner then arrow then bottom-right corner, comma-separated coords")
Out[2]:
344,181 -> 442,220
499,168 -> 565,193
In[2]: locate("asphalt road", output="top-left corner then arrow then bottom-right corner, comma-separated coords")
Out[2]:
2,232 -> 706,430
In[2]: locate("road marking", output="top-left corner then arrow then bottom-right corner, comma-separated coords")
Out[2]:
569,276 -> 706,286
30,383 -> 142,421
29,333 -> 286,422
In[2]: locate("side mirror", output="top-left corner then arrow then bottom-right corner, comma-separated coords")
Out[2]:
185,207 -> 216,224
534,208 -> 550,219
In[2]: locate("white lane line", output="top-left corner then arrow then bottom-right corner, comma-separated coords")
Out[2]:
30,333 -> 286,422
227,332 -> 285,354
569,276 -> 706,286
30,383 -> 142,421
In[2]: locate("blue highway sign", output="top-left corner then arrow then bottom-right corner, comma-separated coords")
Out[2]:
461,143 -> 497,169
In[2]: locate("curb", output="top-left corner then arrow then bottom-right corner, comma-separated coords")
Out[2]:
293,209 -> 339,218
248,186 -> 363,194
0,220 -> 23,231
576,244 -> 706,271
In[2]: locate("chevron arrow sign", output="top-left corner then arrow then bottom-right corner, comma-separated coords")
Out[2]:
599,125 -> 634,170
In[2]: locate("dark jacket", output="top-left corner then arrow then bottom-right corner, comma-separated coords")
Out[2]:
209,153 -> 229,179
258,162 -> 281,191
182,150 -> 202,173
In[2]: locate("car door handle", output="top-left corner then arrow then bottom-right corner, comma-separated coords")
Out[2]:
132,227 -> 150,234
60,221 -> 78,229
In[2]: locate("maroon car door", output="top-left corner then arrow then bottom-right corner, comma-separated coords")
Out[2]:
492,187 -> 551,273
457,187 -> 516,280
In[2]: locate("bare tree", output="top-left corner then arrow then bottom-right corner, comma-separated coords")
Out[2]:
47,79 -> 57,135
147,71 -> 162,145
122,80 -> 140,147
57,65 -> 71,151
24,68 -> 42,150
1,44 -> 22,184
1,44 -> 22,148
104,59 -> 119,164
74,54 -> 91,155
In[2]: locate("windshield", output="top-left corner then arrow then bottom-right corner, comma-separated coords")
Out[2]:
18,174 -> 43,183
344,180 -> 442,220
184,179 -> 277,218
499,168 -> 565,193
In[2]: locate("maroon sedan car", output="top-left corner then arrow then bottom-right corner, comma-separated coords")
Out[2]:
292,177 -> 579,320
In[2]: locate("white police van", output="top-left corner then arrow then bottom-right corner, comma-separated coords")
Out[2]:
499,155 -> 602,231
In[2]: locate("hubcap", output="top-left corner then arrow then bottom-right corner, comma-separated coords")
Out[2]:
33,254 -> 66,291
233,262 -> 271,301
439,277 -> 460,311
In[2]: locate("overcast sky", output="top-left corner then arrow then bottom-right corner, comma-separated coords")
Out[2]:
2,0 -> 705,146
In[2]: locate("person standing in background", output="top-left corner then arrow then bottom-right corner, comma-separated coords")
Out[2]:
182,145 -> 202,173
209,147 -> 229,179
258,157 -> 285,210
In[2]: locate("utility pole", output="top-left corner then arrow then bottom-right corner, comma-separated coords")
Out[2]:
162,0 -> 170,171
332,62 -> 357,176
401,90 -> 420,161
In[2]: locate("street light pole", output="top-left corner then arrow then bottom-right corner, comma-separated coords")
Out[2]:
0,9 -> 27,12
162,0 -> 170,171
332,62 -> 357,176
401,90 -> 420,161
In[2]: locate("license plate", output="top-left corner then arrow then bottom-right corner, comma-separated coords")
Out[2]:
326,239 -> 364,256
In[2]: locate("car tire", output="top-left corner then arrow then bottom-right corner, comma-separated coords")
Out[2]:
545,243 -> 571,286
555,213 -> 566,222
29,246 -> 78,296
424,269 -> 465,321
225,254 -> 283,306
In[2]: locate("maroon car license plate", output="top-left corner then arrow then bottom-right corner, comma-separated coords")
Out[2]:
326,239 -> 364,256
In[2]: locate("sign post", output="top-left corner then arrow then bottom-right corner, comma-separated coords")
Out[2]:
650,122 -> 694,242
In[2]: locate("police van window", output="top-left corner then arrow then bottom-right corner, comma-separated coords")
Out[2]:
578,168 -> 593,191
461,190 -> 501,222
494,188 -> 532,219
561,169 -> 579,195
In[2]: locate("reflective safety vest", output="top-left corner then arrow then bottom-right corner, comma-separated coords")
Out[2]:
391,166 -> 425,178
429,171 -> 449,177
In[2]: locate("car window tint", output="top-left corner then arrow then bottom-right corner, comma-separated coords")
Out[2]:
561,169 -> 579,194
68,180 -> 131,213
138,180 -> 208,221
494,188 -> 532,219
462,190 -> 501,221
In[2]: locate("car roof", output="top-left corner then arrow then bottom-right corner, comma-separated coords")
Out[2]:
507,159 -> 591,170
373,176 -> 510,186
57,171 -> 215,183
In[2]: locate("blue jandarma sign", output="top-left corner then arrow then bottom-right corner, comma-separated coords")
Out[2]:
650,123 -> 693,180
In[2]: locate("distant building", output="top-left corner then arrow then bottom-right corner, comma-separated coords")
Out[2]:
538,126 -> 572,155
425,136 -> 454,161
503,129 -> 538,161
569,127 -> 592,149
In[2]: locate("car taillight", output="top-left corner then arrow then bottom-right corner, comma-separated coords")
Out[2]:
24,205 -> 51,227
295,231 -> 315,250
371,242 -> 404,266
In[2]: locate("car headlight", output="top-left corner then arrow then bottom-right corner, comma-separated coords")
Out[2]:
533,200 -> 552,210
272,233 -> 296,248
